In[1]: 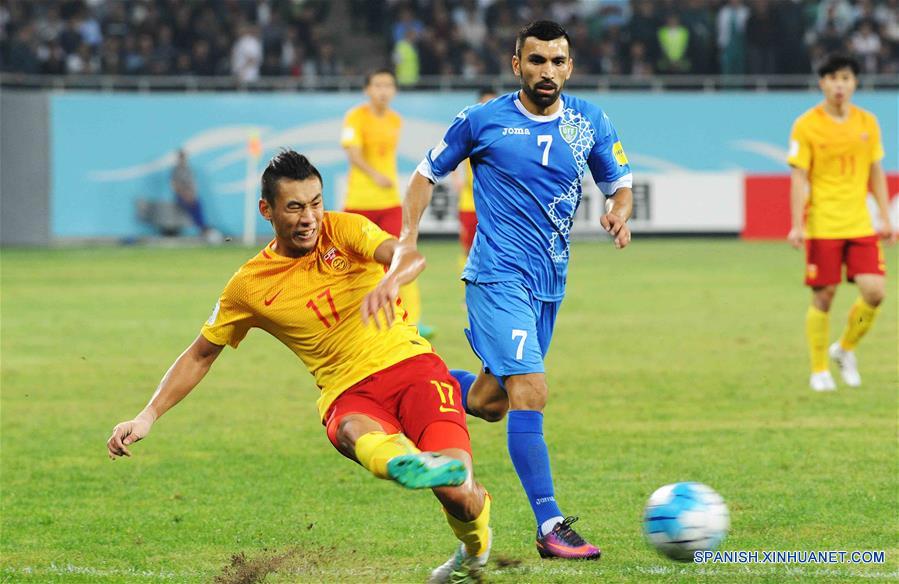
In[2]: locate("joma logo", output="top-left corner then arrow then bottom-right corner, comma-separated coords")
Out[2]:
502,127 -> 531,136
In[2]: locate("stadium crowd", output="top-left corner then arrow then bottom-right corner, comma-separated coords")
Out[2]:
1,0 -> 898,82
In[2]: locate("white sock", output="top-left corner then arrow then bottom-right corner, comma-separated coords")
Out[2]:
540,515 -> 564,536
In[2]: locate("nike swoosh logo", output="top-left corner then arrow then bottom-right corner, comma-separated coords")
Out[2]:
439,406 -> 460,414
264,289 -> 283,306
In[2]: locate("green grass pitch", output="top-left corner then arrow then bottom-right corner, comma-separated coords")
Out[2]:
1,239 -> 896,583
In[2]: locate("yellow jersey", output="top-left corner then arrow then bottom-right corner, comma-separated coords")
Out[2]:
459,159 -> 476,213
787,104 -> 885,238
341,104 -> 402,211
201,212 -> 432,419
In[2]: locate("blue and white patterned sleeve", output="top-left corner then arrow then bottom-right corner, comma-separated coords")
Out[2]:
587,112 -> 633,196
416,108 -> 476,183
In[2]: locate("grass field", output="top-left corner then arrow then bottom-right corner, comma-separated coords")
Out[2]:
1,239 -> 897,583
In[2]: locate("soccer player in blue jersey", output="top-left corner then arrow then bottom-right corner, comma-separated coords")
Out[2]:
363,21 -> 633,566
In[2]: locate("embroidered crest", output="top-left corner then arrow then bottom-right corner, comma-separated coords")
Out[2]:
560,123 -> 578,144
323,247 -> 349,272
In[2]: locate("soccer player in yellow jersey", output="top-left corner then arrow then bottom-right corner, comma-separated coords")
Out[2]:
787,54 -> 895,391
341,68 -> 430,337
107,151 -> 492,583
456,88 -> 497,264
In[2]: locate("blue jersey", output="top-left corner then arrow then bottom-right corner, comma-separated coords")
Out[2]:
417,92 -> 632,301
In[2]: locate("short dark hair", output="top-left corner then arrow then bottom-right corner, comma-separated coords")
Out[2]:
817,53 -> 860,77
477,86 -> 497,100
365,68 -> 396,86
261,150 -> 322,205
515,20 -> 571,57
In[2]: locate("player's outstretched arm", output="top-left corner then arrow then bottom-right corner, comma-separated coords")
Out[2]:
601,187 -> 633,249
107,335 -> 224,459
788,166 -> 809,249
869,161 -> 896,244
361,239 -> 427,329
399,172 -> 436,247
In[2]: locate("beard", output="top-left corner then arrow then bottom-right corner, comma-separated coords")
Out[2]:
521,79 -> 561,108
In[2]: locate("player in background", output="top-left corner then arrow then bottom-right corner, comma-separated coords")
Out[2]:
107,151 -> 492,583
455,88 -> 498,268
341,68 -> 433,338
364,21 -> 633,561
787,53 -> 895,391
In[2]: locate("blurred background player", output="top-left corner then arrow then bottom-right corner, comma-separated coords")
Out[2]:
341,68 -> 433,338
455,87 -> 497,269
171,148 -> 222,244
108,151 -> 491,583
366,21 -> 633,561
787,53 -> 895,392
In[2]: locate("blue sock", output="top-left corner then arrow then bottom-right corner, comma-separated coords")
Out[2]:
449,369 -> 476,414
507,410 -> 563,531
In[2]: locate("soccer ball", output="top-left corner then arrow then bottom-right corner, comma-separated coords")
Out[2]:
643,482 -> 730,562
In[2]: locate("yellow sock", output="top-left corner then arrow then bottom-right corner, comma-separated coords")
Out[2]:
839,297 -> 880,351
399,281 -> 421,324
354,432 -> 418,480
444,492 -> 491,556
806,305 -> 829,373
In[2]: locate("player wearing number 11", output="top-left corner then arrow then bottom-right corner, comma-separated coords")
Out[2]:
107,151 -> 492,583
787,53 -> 895,392
365,21 -> 633,561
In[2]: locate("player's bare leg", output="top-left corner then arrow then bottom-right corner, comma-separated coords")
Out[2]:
808,285 -> 838,391
830,274 -> 885,387
465,370 -> 509,422
504,373 -> 601,560
335,414 -> 466,489
429,447 -> 492,583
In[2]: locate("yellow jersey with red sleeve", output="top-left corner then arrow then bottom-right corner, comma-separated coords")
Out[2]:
200,212 -> 432,420
458,158 -> 476,213
340,104 -> 402,211
787,104 -> 885,239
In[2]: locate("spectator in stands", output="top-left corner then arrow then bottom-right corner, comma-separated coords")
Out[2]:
657,13 -> 691,73
850,20 -> 882,73
393,28 -> 420,86
717,0 -> 749,74
67,43 -> 99,74
628,40 -> 654,76
191,39 -> 216,76
746,0 -> 777,74
41,41 -> 67,75
314,40 -> 343,77
628,0 -> 660,64
231,22 -> 262,83
682,0 -> 716,74
7,24 -> 39,74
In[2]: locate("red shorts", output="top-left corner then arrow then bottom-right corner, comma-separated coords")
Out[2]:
344,206 -> 402,238
805,235 -> 886,286
324,353 -> 471,455
459,211 -> 477,252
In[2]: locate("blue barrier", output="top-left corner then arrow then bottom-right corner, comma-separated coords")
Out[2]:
51,91 -> 897,238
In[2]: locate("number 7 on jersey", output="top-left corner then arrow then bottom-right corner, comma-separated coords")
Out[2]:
537,135 -> 552,166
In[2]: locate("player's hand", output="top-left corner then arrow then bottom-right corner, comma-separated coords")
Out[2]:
787,227 -> 804,249
361,274 -> 400,330
373,173 -> 394,189
107,414 -> 153,459
877,216 -> 897,245
600,212 -> 631,249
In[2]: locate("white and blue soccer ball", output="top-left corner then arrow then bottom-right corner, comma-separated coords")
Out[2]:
643,482 -> 730,561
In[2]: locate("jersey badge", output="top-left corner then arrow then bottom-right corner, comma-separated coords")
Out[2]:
323,246 -> 349,272
612,141 -> 629,165
560,122 -> 578,144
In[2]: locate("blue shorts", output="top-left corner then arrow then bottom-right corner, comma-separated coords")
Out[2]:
464,281 -> 560,378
